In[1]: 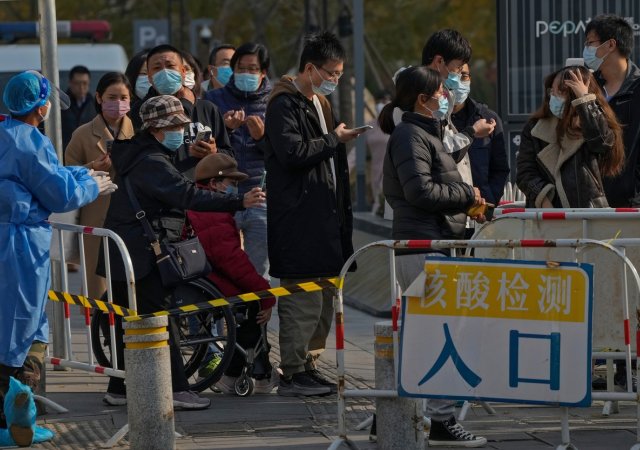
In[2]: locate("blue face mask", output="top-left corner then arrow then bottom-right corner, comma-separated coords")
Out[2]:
161,130 -> 184,151
444,70 -> 462,91
583,42 -> 608,71
311,66 -> 338,96
152,69 -> 183,95
234,73 -> 261,92
549,94 -> 565,118
135,75 -> 151,99
453,81 -> 471,105
216,66 -> 233,85
426,95 -> 449,121
224,184 -> 238,195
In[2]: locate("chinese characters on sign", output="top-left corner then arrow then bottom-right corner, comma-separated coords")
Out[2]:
399,258 -> 593,406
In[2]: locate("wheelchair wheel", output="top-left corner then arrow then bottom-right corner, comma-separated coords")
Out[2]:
89,278 -> 237,393
235,373 -> 254,397
173,278 -> 236,392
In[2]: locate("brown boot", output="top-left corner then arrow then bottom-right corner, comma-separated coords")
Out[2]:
8,393 -> 34,447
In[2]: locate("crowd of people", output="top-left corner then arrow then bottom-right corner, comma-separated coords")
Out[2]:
0,11 -> 639,448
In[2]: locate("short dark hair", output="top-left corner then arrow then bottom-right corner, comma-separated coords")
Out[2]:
378,66 -> 442,135
421,29 -> 472,66
147,44 -> 183,65
69,65 -> 90,80
231,42 -> 270,71
298,31 -> 346,73
124,49 -> 149,99
94,72 -> 131,113
208,44 -> 235,65
585,14 -> 634,58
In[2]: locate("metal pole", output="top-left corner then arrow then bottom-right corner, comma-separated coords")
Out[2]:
50,233 -> 68,371
37,0 -> 63,161
353,0 -> 366,212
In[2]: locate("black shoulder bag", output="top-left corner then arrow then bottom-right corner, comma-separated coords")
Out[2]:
124,177 -> 211,287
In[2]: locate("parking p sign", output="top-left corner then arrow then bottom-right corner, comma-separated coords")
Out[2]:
398,257 -> 593,406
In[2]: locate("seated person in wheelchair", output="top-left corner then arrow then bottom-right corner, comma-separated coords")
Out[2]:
188,153 -> 277,394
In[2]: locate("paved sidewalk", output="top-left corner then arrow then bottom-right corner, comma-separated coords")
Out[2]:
15,276 -> 640,449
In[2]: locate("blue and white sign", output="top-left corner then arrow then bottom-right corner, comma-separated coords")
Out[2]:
398,257 -> 594,406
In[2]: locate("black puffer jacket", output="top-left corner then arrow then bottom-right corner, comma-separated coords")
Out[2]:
383,112 -> 475,245
596,61 -> 640,206
516,94 -> 613,208
263,76 -> 353,279
97,131 -> 244,281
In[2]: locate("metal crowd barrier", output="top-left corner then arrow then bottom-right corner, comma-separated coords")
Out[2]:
328,238 -> 640,450
47,221 -> 137,447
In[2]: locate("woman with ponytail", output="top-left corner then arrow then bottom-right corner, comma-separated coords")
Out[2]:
380,65 -> 487,447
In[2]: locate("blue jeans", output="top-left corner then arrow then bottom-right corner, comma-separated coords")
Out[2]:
234,205 -> 269,280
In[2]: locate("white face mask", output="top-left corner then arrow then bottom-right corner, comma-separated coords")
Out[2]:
40,101 -> 51,121
184,71 -> 196,90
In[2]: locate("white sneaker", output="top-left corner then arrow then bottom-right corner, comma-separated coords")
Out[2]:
103,392 -> 127,406
215,375 -> 238,395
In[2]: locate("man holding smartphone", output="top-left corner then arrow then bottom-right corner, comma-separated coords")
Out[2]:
263,32 -> 364,397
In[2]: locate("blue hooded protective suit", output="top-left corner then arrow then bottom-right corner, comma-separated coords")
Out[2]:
0,115 -> 99,368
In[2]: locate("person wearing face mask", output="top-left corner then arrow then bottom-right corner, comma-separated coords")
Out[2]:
187,153 -> 278,395
582,14 -> 640,207
263,32 -> 364,397
380,66 -> 487,448
125,50 -> 150,104
450,64 -> 509,223
0,70 -> 114,433
130,45 -> 233,180
517,66 -> 624,209
205,42 -> 272,280
202,44 -> 235,92
98,95 -> 265,409
421,29 -> 496,163
64,72 -> 134,299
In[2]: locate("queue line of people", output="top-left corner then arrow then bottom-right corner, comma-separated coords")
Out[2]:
1,12 -> 639,449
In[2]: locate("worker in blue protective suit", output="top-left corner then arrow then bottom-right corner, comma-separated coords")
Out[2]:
0,70 -> 117,436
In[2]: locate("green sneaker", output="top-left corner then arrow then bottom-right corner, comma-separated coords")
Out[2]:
198,354 -> 222,378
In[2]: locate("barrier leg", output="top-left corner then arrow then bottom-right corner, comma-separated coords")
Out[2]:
375,321 -> 423,450
123,316 -> 175,450
33,395 -> 68,413
556,407 -> 577,450
602,360 -> 619,416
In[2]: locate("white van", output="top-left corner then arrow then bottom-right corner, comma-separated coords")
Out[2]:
0,43 -> 128,114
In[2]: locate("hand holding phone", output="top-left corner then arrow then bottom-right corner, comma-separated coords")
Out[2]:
195,130 -> 212,142
352,125 -> 374,133
259,171 -> 267,190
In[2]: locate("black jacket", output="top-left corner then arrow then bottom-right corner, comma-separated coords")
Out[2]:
596,60 -> 640,206
205,75 -> 272,194
516,95 -> 612,208
97,132 -> 244,281
263,76 -> 354,279
451,98 -> 510,205
130,88 -> 233,179
383,112 -> 475,245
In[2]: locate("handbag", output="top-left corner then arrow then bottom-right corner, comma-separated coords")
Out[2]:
124,177 -> 211,287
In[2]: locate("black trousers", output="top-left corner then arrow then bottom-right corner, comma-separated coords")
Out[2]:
107,269 -> 188,395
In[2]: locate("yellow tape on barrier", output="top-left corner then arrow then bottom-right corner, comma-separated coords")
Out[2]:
48,290 -> 137,318
47,277 -> 340,321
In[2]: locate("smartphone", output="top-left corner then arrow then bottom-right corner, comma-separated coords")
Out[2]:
259,171 -> 267,190
352,125 -> 374,133
105,139 -> 114,153
195,130 -> 212,142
